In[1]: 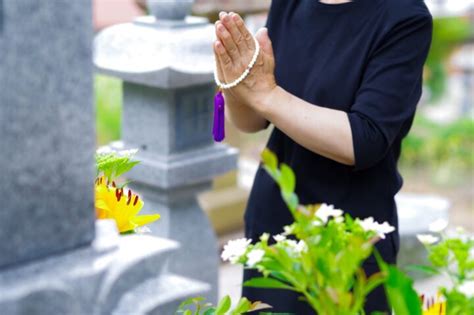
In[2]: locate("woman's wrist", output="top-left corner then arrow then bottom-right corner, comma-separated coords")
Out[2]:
256,85 -> 289,121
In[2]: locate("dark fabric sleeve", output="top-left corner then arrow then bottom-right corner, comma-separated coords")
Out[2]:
348,13 -> 433,171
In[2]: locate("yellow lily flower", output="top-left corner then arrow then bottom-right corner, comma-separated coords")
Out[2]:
422,294 -> 446,315
95,177 -> 160,234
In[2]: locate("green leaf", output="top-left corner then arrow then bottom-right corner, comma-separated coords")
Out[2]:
279,164 -> 296,194
231,297 -> 252,314
215,295 -> 231,315
244,277 -> 295,291
282,192 -> 299,213
376,252 -> 422,315
261,148 -> 278,172
203,308 -> 216,315
405,264 -> 440,276
249,301 -> 273,312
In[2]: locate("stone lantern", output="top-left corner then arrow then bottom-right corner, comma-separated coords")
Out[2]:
94,0 -> 238,301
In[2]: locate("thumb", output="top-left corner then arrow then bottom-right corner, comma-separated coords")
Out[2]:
255,27 -> 274,57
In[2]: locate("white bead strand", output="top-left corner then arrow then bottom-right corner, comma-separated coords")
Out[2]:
214,36 -> 260,90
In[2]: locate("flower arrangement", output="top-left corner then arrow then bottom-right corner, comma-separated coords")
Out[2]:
221,149 -> 399,315
95,148 -> 160,234
181,149 -> 473,315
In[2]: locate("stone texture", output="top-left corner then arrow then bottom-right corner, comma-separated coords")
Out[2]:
147,0 -> 194,20
0,220 -> 209,315
94,17 -> 215,89
95,8 -> 239,302
0,0 -> 95,269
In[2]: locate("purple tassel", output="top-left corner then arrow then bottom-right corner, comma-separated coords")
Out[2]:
213,91 -> 225,142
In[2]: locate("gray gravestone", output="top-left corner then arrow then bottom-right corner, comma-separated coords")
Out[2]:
0,0 -> 3,33
0,0 -> 95,269
94,0 -> 238,301
0,1 -> 208,314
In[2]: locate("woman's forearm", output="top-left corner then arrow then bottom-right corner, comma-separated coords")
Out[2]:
259,86 -> 355,166
224,93 -> 269,133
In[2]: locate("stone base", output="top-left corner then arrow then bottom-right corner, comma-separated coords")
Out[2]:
129,182 -> 220,304
0,220 -> 208,315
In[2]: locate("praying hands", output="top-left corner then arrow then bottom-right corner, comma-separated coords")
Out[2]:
213,12 -> 277,113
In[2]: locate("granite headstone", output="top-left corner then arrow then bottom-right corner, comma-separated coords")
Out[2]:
0,0 -> 95,269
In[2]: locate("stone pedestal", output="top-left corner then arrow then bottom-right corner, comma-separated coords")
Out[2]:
94,3 -> 238,301
0,220 -> 209,315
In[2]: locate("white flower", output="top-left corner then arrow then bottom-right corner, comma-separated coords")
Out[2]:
117,149 -> 139,157
334,216 -> 345,224
221,238 -> 251,263
283,225 -> 295,235
246,249 -> 265,267
417,234 -> 439,245
295,240 -> 308,253
284,239 -> 307,255
273,234 -> 287,242
358,217 -> 395,239
96,146 -> 113,155
286,240 -> 299,248
315,204 -> 343,224
459,281 -> 474,297
429,219 -> 449,233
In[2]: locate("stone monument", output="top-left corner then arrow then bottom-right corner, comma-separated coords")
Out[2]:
0,1 -> 207,314
94,0 -> 238,301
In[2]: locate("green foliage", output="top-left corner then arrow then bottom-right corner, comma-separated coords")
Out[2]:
234,149 -> 393,315
400,117 -> 474,181
425,17 -> 472,102
376,252 -> 422,315
96,150 -> 139,182
95,75 -> 122,145
414,230 -> 474,314
177,296 -> 271,315
442,288 -> 474,315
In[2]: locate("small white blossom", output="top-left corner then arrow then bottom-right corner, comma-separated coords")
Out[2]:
283,225 -> 295,235
429,219 -> 449,233
221,238 -> 251,263
117,149 -> 139,157
358,217 -> 395,239
334,216 -> 345,224
417,234 -> 439,245
96,146 -> 113,155
459,281 -> 474,297
246,249 -> 265,267
274,234 -> 287,242
286,240 -> 298,248
315,204 -> 344,224
295,240 -> 308,253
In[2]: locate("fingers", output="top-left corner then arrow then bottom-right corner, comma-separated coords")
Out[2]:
214,40 -> 232,72
215,21 -> 240,62
220,12 -> 247,54
230,13 -> 256,50
256,27 -> 274,57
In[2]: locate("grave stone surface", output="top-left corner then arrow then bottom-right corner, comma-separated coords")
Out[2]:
94,0 -> 239,301
0,0 -> 95,269
0,1 -> 208,314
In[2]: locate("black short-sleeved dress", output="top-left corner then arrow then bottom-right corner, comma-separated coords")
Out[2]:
242,0 -> 433,313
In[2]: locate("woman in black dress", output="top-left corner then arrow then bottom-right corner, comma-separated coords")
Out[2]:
213,0 -> 432,313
